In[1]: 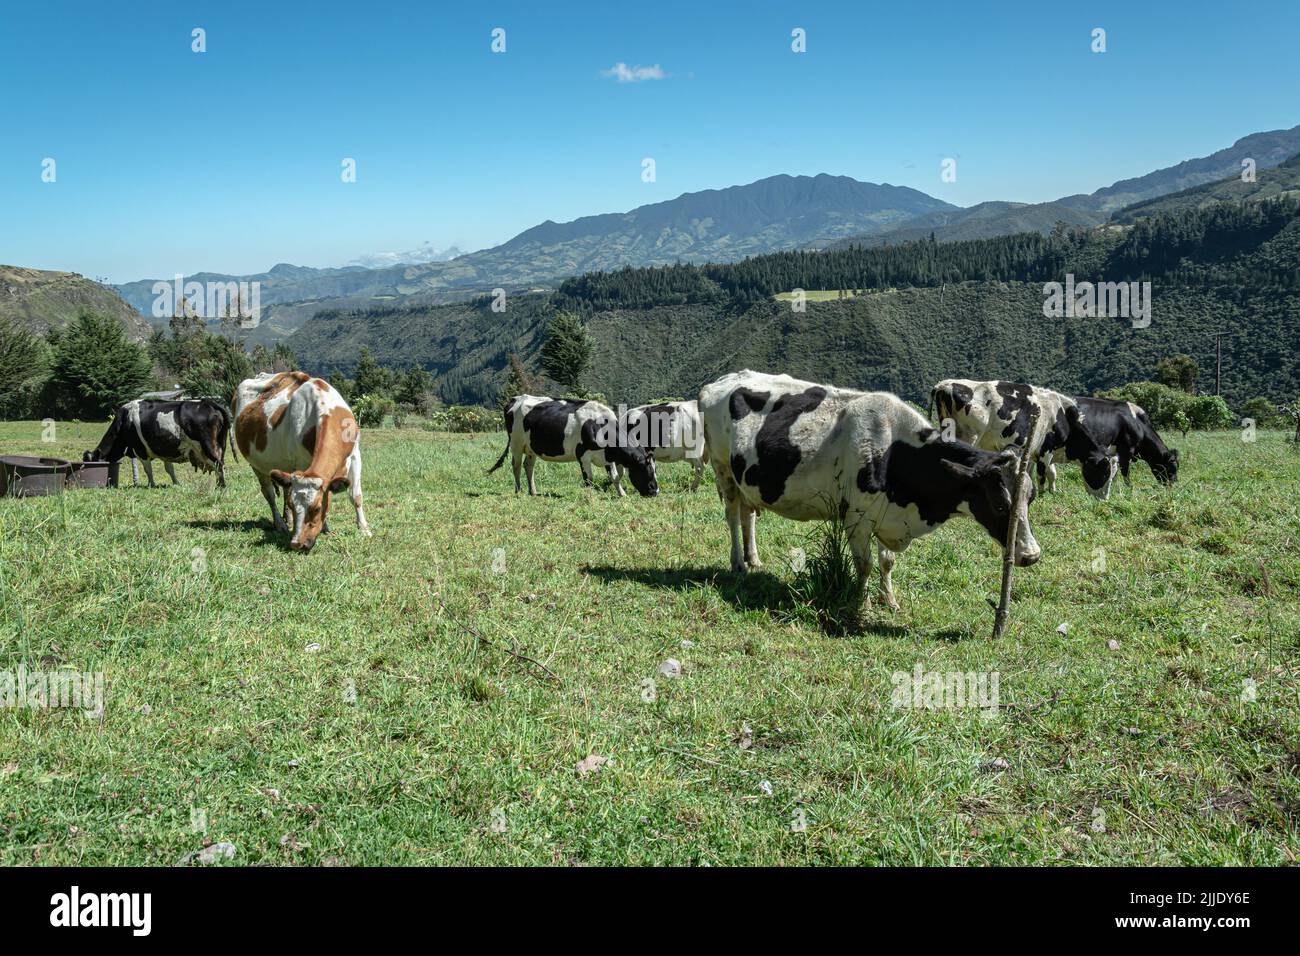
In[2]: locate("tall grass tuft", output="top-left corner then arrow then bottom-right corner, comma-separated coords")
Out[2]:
788,504 -> 863,635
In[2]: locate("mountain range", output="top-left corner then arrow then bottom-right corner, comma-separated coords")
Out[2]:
109,124 -> 1300,335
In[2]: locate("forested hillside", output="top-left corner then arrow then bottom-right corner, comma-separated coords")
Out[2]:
290,198 -> 1300,407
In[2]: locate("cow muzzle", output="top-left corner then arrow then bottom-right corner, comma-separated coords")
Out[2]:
1014,547 -> 1042,567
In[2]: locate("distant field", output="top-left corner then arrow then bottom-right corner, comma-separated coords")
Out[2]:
1,421 -> 1297,865
774,289 -> 862,301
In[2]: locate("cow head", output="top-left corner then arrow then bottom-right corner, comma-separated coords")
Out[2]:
1080,450 -> 1117,500
943,448 -> 1041,566
270,469 -> 348,552
605,444 -> 659,497
1151,448 -> 1179,484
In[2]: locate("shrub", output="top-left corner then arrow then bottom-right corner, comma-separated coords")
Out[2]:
1239,397 -> 1279,428
428,404 -> 499,433
1186,395 -> 1234,430
353,394 -> 394,428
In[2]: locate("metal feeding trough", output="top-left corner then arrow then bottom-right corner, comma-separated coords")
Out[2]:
0,456 -> 119,497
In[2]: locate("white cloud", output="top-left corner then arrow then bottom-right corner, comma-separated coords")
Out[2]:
601,62 -> 665,83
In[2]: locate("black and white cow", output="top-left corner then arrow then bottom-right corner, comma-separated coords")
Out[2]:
1070,396 -> 1179,486
930,378 -> 1116,498
625,400 -> 710,491
84,399 -> 234,488
699,371 -> 1040,611
488,395 -> 658,497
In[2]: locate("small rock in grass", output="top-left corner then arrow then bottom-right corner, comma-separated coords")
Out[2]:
1056,622 -> 1070,636
304,643 -> 321,654
1107,639 -> 1120,651
197,842 -> 236,865
656,658 -> 682,678
575,754 -> 609,776
759,780 -> 773,797
138,704 -> 152,716
984,757 -> 1011,772
680,639 -> 695,649
735,723 -> 754,750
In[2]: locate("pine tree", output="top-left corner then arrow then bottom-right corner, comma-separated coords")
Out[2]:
498,353 -> 538,411
354,347 -> 392,398
0,315 -> 47,417
540,311 -> 592,393
48,310 -> 153,419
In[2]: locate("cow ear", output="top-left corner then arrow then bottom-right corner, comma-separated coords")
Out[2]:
270,469 -> 293,488
328,477 -> 350,493
941,459 -> 979,480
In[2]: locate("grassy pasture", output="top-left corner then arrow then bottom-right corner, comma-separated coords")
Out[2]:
0,420 -> 1297,866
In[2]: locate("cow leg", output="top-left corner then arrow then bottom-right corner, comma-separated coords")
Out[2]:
725,495 -> 746,572
524,455 -> 537,496
511,452 -> 523,494
165,461 -> 179,485
130,457 -> 140,487
1118,446 -> 1134,488
1045,458 -> 1057,493
849,526 -> 874,605
282,489 -> 294,534
346,451 -> 373,537
579,456 -> 595,489
690,458 -> 703,492
141,459 -> 157,488
742,505 -> 761,569
260,473 -> 289,534
877,542 -> 900,612
610,464 -> 626,497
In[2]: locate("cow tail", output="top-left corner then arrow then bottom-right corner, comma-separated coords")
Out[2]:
224,390 -> 239,461
487,443 -> 509,474
208,396 -> 237,463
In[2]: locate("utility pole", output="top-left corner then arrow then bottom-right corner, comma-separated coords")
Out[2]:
1212,331 -> 1230,396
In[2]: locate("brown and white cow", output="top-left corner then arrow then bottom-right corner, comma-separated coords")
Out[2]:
233,372 -> 372,552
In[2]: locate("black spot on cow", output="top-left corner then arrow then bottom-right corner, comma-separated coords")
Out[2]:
523,399 -> 586,458
993,381 -> 1036,445
729,388 -> 770,420
736,386 -> 827,505
730,453 -> 747,485
949,382 -> 974,412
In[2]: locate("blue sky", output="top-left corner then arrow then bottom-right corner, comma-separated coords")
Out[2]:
1,0 -> 1297,282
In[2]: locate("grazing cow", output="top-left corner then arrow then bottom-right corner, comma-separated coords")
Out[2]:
625,400 -> 710,491
83,399 -> 234,488
232,371 -> 371,552
699,371 -> 1040,611
930,378 -> 1116,498
1068,396 -> 1179,486
488,395 -> 658,497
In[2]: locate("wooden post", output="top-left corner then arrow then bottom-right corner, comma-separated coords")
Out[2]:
991,406 -> 1039,639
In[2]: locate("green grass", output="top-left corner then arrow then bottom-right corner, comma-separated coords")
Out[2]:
774,289 -> 863,301
1,420 -> 1297,865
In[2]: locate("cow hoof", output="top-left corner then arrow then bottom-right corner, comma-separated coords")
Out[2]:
360,527 -> 373,538
746,557 -> 763,570
731,560 -> 749,574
